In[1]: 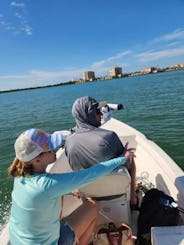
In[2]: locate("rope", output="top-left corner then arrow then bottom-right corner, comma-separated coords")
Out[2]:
136,172 -> 154,192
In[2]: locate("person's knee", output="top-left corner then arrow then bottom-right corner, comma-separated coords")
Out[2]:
93,201 -> 100,215
84,199 -> 99,216
89,201 -> 99,222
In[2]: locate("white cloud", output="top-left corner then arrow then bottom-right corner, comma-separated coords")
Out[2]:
0,68 -> 85,84
163,29 -> 184,41
1,28 -> 184,91
0,14 -> 14,30
15,12 -> 22,18
22,25 -> 32,35
0,2 -> 32,35
167,41 -> 181,47
11,2 -> 33,35
136,47 -> 184,63
150,29 -> 184,46
92,50 -> 132,68
10,2 -> 25,8
30,68 -> 85,80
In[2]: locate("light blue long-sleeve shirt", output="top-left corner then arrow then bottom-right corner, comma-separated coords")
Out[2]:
9,156 -> 125,245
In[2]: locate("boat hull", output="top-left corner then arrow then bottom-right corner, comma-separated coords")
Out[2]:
1,118 -> 184,244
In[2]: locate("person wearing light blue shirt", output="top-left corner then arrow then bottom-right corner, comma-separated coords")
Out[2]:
8,128 -> 132,245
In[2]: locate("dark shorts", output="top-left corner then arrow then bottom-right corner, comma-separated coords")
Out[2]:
58,219 -> 76,245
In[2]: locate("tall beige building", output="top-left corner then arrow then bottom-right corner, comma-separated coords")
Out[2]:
109,67 -> 122,78
82,71 -> 95,81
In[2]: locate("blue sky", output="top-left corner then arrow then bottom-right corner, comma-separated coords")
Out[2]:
0,0 -> 184,91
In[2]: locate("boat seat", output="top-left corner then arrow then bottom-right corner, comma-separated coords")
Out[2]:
80,166 -> 132,226
80,166 -> 131,199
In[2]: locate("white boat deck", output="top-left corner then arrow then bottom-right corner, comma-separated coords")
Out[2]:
1,118 -> 184,245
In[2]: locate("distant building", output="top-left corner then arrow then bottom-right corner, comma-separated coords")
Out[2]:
82,71 -> 95,81
72,78 -> 83,83
139,67 -> 158,74
109,67 -> 122,78
170,63 -> 184,69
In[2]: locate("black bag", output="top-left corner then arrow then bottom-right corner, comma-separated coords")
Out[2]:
136,188 -> 180,245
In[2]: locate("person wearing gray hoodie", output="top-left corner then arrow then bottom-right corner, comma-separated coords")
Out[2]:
65,96 -> 137,205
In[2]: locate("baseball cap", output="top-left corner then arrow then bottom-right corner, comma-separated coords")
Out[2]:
14,128 -> 64,162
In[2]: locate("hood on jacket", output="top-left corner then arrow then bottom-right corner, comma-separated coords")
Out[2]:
72,96 -> 102,130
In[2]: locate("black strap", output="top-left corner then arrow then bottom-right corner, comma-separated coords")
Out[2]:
90,193 -> 125,201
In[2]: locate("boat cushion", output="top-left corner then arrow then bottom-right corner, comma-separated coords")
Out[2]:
79,166 -> 131,199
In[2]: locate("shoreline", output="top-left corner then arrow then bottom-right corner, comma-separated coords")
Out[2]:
0,67 -> 183,94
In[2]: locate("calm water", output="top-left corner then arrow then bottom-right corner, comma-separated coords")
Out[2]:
0,70 -> 184,231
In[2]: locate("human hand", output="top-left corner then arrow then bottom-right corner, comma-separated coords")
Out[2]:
123,142 -> 136,153
124,151 -> 135,160
123,142 -> 136,159
72,189 -> 80,199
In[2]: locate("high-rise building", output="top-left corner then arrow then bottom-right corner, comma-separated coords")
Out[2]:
109,67 -> 122,78
83,71 -> 95,81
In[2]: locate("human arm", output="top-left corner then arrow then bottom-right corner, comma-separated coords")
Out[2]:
43,156 -> 126,197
